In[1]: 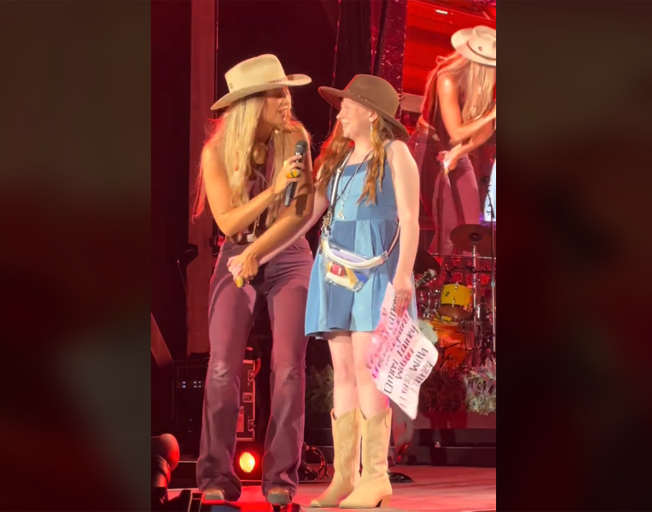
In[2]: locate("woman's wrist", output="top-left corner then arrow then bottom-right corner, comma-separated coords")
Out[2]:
242,243 -> 260,261
265,186 -> 280,201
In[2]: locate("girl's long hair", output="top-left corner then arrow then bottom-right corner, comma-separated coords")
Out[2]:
316,116 -> 395,205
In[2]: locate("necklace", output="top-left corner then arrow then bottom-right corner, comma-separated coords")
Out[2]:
245,166 -> 269,243
335,150 -> 372,220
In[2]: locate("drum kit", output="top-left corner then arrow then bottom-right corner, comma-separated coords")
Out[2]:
414,223 -> 496,372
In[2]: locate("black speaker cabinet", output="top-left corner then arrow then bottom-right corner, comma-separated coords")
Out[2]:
173,357 -> 256,457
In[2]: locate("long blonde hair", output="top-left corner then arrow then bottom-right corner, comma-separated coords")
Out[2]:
316,116 -> 395,205
421,52 -> 496,126
192,91 -> 308,226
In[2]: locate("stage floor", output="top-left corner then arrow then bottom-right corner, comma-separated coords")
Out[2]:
170,466 -> 496,512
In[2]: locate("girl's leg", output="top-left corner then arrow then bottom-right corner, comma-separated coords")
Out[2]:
351,331 -> 388,419
339,331 -> 392,509
311,332 -> 361,508
329,332 -> 359,416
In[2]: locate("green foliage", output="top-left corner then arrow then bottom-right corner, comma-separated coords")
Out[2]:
307,364 -> 334,414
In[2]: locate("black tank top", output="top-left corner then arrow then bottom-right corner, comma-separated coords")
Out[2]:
426,92 -> 465,149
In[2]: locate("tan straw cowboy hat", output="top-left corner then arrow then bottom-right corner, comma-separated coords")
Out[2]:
318,74 -> 409,139
451,25 -> 496,67
211,54 -> 312,111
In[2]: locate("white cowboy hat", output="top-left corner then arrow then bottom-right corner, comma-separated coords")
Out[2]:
211,54 -> 312,111
451,25 -> 496,67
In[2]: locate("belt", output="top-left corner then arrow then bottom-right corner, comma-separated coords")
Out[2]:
417,116 -> 441,142
227,229 -> 266,245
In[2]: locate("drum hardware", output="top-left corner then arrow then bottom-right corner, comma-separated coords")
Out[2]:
415,269 -> 437,289
485,192 -> 496,352
450,223 -> 497,363
438,282 -> 473,320
414,247 -> 441,275
449,224 -> 493,258
413,230 -> 496,370
414,268 -> 439,320
448,254 -> 495,262
428,318 -> 473,372
472,241 -> 480,367
437,343 -> 472,372
416,286 -> 441,320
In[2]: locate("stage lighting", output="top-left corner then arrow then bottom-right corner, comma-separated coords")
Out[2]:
151,434 -> 181,510
238,451 -> 257,473
234,442 -> 263,482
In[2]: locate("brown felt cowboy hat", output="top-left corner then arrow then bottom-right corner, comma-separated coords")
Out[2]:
451,25 -> 496,67
318,75 -> 409,139
211,54 -> 312,111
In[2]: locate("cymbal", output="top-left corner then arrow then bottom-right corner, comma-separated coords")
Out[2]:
413,247 -> 441,275
450,224 -> 494,256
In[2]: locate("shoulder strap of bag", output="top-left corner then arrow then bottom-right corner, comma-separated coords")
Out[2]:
323,149 -> 353,234
323,141 -> 401,262
329,149 -> 353,206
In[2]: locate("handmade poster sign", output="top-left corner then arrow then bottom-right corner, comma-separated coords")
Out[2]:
368,283 -> 439,419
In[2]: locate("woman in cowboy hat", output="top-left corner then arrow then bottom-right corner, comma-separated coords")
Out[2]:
408,25 -> 496,255
256,74 -> 420,508
192,54 -> 315,506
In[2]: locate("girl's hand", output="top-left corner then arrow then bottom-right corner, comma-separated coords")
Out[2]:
392,271 -> 413,318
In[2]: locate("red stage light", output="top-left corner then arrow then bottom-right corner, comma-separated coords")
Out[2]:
238,451 -> 257,473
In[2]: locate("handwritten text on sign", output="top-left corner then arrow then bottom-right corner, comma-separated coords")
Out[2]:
368,283 -> 439,419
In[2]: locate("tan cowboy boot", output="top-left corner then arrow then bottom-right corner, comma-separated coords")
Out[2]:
310,408 -> 361,507
339,408 -> 392,509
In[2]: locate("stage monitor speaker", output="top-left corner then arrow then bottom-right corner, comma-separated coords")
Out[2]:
173,357 -> 256,457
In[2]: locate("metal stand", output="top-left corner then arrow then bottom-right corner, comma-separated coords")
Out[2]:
486,192 -> 496,353
441,218 -> 496,370
470,239 -> 481,367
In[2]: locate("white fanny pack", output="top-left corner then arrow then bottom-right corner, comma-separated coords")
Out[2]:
320,152 -> 399,292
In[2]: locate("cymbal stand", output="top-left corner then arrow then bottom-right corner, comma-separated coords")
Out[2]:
486,190 -> 496,353
470,239 -> 481,367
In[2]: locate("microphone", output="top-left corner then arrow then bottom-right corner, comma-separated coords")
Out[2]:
415,269 -> 437,288
284,140 -> 307,207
